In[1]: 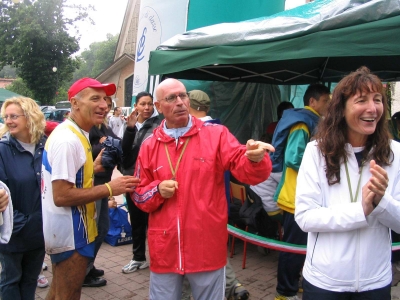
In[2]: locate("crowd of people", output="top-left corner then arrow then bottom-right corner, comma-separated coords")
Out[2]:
0,66 -> 399,300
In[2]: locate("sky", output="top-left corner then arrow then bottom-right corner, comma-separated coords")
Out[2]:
285,0 -> 309,10
66,0 -> 305,54
66,0 -> 129,54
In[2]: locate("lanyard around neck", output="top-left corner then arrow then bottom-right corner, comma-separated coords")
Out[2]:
164,138 -> 190,180
68,117 -> 92,152
344,162 -> 364,203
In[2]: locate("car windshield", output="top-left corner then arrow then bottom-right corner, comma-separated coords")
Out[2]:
44,109 -> 70,122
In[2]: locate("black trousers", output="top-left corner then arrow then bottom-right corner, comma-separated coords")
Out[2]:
125,192 -> 148,261
276,211 -> 307,296
303,278 -> 391,300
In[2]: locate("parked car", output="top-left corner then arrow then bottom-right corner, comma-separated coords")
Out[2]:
55,101 -> 71,109
44,108 -> 70,123
44,108 -> 70,136
40,106 -> 56,112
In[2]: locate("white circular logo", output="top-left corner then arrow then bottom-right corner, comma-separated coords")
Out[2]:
134,6 -> 162,90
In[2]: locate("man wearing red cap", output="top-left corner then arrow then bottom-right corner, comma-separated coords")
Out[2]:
42,78 -> 140,299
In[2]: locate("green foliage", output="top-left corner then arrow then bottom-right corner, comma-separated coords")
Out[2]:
6,77 -> 34,99
0,0 -> 93,104
73,33 -> 119,80
54,84 -> 68,103
4,77 -> 69,105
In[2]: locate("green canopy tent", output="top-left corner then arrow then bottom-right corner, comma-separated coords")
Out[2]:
149,0 -> 400,84
0,89 -> 40,105
0,89 -> 25,123
0,89 -> 23,103
147,0 -> 400,142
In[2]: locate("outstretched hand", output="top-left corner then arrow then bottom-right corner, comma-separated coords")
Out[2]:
108,176 -> 140,196
245,139 -> 275,163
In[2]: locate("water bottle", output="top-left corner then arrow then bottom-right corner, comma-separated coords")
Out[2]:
121,225 -> 126,238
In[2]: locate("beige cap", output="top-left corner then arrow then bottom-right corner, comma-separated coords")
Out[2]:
189,90 -> 210,111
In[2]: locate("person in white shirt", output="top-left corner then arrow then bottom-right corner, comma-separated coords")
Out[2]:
42,78 -> 139,299
108,107 -> 126,137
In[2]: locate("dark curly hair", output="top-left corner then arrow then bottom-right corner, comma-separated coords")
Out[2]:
314,66 -> 392,185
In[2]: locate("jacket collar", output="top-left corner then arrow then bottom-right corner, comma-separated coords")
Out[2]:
154,116 -> 202,142
141,116 -> 160,129
304,106 -> 321,117
0,132 -> 46,153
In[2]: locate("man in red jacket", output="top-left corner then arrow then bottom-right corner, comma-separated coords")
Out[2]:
133,78 -> 274,300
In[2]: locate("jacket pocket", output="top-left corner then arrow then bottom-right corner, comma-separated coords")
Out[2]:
147,229 -> 178,269
310,232 -> 357,281
191,156 -> 215,171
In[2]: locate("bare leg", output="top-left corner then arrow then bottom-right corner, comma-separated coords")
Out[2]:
45,263 -> 57,300
45,251 -> 88,300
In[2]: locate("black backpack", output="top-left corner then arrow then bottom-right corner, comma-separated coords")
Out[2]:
238,186 -> 279,239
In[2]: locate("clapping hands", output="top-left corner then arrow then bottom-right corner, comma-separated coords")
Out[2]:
362,160 -> 389,216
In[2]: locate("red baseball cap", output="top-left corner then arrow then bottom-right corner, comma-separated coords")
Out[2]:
68,77 -> 116,100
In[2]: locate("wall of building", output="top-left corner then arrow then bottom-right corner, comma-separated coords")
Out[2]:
124,1 -> 140,55
115,61 -> 135,107
0,79 -> 14,88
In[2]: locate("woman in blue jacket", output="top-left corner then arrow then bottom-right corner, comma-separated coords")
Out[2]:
0,97 -> 46,300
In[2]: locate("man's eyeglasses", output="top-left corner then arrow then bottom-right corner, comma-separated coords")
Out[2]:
3,114 -> 25,121
163,93 -> 189,103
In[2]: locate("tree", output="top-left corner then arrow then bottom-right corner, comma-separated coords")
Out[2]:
73,33 -> 119,80
0,0 -> 93,104
6,77 -> 34,98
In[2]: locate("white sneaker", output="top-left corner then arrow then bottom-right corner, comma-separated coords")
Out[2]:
37,274 -> 49,288
42,262 -> 47,271
121,260 -> 149,274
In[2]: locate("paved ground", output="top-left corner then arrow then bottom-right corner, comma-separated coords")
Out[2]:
34,170 -> 400,299
35,240 -> 279,300
34,239 -> 400,300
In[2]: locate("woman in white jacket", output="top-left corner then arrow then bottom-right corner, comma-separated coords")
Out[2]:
295,66 -> 400,299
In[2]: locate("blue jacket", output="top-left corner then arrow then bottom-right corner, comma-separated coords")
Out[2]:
270,108 -> 320,173
0,133 -> 46,252
89,123 -> 120,182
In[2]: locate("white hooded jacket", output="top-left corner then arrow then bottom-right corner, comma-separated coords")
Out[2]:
295,140 -> 400,292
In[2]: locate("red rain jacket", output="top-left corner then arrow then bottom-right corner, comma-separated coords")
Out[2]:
133,116 -> 272,274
